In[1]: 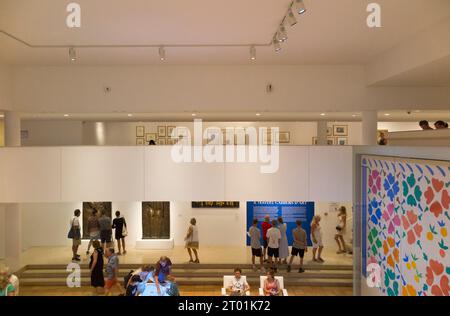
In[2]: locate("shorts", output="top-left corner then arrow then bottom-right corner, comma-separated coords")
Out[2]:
291,247 -> 305,258
100,230 -> 112,244
89,231 -> 100,240
267,247 -> 279,258
105,278 -> 118,289
72,238 -> 81,246
263,240 -> 268,248
251,247 -> 262,257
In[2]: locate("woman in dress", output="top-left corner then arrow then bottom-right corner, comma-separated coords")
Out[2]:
89,240 -> 105,295
335,206 -> 347,254
112,211 -> 127,255
311,215 -> 324,263
277,217 -> 289,265
185,218 -> 200,264
263,270 -> 280,296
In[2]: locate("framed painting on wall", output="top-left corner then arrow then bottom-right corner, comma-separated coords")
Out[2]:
157,138 -> 166,145
333,125 -> 348,136
136,138 -> 145,145
327,137 -> 335,145
136,126 -> 145,137
146,133 -> 157,143
275,131 -> 290,144
336,137 -> 348,145
157,126 -> 166,137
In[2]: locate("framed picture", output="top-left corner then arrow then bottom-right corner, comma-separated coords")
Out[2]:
136,138 -> 145,146
167,138 -> 177,145
136,126 -> 145,137
333,125 -> 348,136
336,137 -> 348,146
157,138 -> 166,145
327,137 -> 335,145
275,131 -> 290,144
327,127 -> 332,136
312,137 -> 318,145
262,132 -> 272,145
145,133 -> 157,143
157,126 -> 166,137
167,126 -> 177,138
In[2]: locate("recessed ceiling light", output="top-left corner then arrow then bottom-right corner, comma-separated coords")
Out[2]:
295,0 -> 307,15
0,114 -> 4,118
192,113 -> 197,117
320,113 -> 326,116
256,113 -> 261,116
64,114 -> 70,117
127,114 -> 133,117
384,113 -> 391,116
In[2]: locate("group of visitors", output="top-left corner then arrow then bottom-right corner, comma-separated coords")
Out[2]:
248,207 -> 348,273
419,120 -> 449,130
0,266 -> 19,297
69,209 -> 127,262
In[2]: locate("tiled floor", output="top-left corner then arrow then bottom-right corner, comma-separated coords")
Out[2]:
19,285 -> 353,296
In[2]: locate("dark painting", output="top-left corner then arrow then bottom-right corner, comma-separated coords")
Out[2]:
142,202 -> 170,239
192,201 -> 240,208
82,202 -> 112,239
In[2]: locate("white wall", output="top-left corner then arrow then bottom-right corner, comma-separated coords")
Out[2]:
0,205 -> 5,258
378,122 -> 421,132
0,64 -> 12,111
21,120 -> 83,146
19,201 -> 352,250
11,66 -> 450,113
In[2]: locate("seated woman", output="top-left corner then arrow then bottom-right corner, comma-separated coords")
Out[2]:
263,270 -> 281,297
154,256 -> 173,295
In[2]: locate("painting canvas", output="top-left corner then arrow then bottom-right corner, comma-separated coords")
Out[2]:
362,155 -> 450,296
157,126 -> 166,137
333,125 -> 348,136
275,132 -> 290,144
142,202 -> 170,239
82,202 -> 112,239
327,137 -> 335,145
136,126 -> 145,137
157,138 -> 166,145
136,138 -> 145,145
336,137 -> 348,146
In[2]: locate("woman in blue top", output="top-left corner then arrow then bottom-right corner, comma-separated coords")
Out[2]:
154,256 -> 172,295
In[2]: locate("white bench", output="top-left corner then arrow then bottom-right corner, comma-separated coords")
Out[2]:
258,276 -> 288,296
221,276 -> 250,296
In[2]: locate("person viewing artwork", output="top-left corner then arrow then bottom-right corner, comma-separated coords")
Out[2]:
419,120 -> 434,130
0,266 -> 17,297
247,218 -> 263,271
261,215 -> 272,262
104,248 -> 124,296
185,218 -> 200,264
335,206 -> 347,254
112,211 -> 127,255
89,240 -> 105,295
266,220 -> 281,272
68,209 -> 81,262
277,217 -> 289,265
311,215 -> 324,263
287,220 -> 307,273
86,209 -> 100,255
226,268 -> 250,296
263,270 -> 280,296
98,211 -> 113,252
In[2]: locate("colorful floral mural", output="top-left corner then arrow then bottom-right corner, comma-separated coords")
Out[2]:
362,156 -> 450,296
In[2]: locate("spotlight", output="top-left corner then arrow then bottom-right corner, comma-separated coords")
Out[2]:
69,47 -> 76,62
273,38 -> 282,52
64,114 -> 70,117
256,113 -> 261,117
295,0 -> 307,15
277,25 -> 288,42
159,46 -> 166,61
250,46 -> 256,61
286,8 -> 298,26
127,114 -> 133,117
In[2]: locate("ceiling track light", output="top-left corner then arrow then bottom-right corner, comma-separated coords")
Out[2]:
273,38 -> 282,52
250,45 -> 256,61
277,25 -> 288,42
69,47 -> 76,62
286,8 -> 298,26
159,46 -> 166,61
295,0 -> 307,15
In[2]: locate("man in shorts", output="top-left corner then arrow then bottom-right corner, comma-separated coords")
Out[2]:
248,219 -> 263,271
287,220 -> 308,273
104,248 -> 124,296
86,209 -> 100,255
98,211 -> 113,252
266,220 -> 281,272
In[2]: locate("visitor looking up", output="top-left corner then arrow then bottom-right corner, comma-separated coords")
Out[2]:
434,121 -> 449,129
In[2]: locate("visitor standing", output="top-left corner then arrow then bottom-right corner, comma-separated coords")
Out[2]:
86,209 -> 100,255
266,220 -> 281,272
261,215 -> 272,262
311,215 -> 324,263
335,206 -> 347,254
248,219 -> 263,271
104,248 -> 124,296
89,240 -> 105,295
112,211 -> 127,255
98,211 -> 113,252
277,217 -> 289,264
287,220 -> 307,273
185,218 -> 200,264
68,209 -> 81,262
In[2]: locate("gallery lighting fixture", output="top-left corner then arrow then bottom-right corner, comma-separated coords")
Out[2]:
295,0 -> 307,15
64,114 -> 70,117
192,113 -> 197,117
250,46 -> 256,60
273,38 -> 282,52
277,25 -> 288,42
320,113 -> 326,116
159,46 -> 166,61
286,8 -> 298,27
69,47 -> 76,61
127,114 -> 133,117
384,113 -> 391,116
256,113 -> 261,117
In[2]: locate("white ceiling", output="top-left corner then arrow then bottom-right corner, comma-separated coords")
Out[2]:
1,0 -> 450,65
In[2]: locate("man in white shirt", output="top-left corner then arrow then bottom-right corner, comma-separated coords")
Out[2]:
227,268 -> 250,296
266,220 -> 281,272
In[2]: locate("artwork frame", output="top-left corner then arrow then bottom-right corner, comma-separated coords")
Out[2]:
333,125 -> 348,136
146,133 -> 157,143
275,131 -> 290,144
157,126 -> 166,138
336,137 -> 348,146
142,202 -> 170,240
327,127 -> 332,136
136,126 -> 145,137
157,138 -> 166,145
327,137 -> 335,145
136,138 -> 145,146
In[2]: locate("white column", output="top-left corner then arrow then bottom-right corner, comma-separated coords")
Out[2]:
317,121 -> 328,145
5,204 -> 22,271
361,111 -> 378,146
4,111 -> 21,147
82,121 -> 107,145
